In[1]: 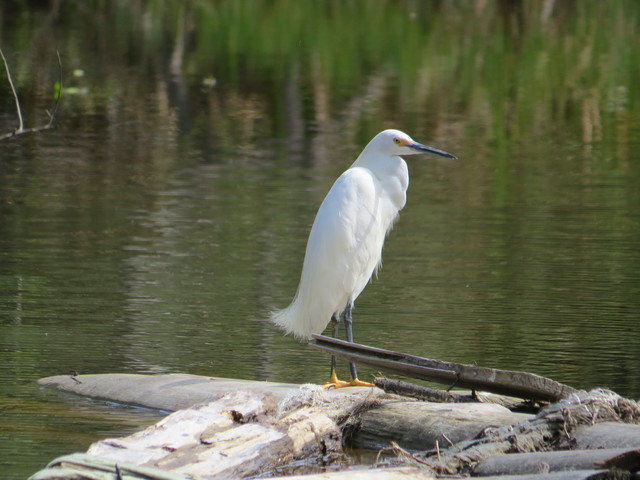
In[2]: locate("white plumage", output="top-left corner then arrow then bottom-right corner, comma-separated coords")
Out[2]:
271,129 -> 456,346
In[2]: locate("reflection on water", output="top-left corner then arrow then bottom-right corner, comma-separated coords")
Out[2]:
1,387 -> 165,479
3,135 -> 638,477
2,1 -> 640,479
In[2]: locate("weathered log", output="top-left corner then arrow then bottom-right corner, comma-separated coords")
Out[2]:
35,375 -> 640,479
410,390 -> 640,476
559,423 -> 640,450
38,373 -> 302,410
283,467 -> 620,480
311,335 -> 578,402
279,466 -> 437,479
416,417 -> 560,474
28,453 -> 187,480
30,455 -> 438,480
470,471 -> 621,480
86,390 -> 292,471
473,448 -> 640,476
351,400 -> 532,451
79,385 -> 387,480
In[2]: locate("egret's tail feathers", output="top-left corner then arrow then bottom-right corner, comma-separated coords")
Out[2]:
270,301 -> 314,341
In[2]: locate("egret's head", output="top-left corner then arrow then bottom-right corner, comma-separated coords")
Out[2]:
374,129 -> 457,159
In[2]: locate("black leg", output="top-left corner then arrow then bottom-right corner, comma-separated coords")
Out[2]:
322,314 -> 345,387
343,302 -> 359,380
322,306 -> 373,388
329,314 -> 339,378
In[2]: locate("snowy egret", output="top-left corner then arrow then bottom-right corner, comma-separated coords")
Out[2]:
271,129 -> 457,388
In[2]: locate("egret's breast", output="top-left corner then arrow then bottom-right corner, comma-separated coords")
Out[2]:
378,160 -> 409,219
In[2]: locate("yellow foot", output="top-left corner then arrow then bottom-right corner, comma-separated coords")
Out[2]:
349,377 -> 375,388
322,376 -> 375,389
321,378 -> 352,389
321,369 -> 352,389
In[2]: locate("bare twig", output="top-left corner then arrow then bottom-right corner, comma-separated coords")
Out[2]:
0,48 -> 62,140
1,48 -> 24,132
388,441 -> 438,468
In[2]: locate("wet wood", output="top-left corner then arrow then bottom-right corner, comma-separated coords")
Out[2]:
374,377 -> 527,409
38,373 -> 303,410
412,389 -> 640,476
351,400 -> 531,451
473,448 -> 640,476
559,422 -> 640,450
34,374 -> 640,480
471,471 -> 620,480
39,374 -> 529,454
416,415 -> 560,475
29,453 -> 187,480
311,335 -> 578,402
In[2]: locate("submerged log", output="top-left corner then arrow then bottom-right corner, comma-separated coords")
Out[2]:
311,335 -> 578,402
37,373 -> 302,411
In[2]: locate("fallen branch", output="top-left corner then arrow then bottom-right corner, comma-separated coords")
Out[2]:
374,377 -> 478,403
0,48 -> 62,140
312,335 -> 578,402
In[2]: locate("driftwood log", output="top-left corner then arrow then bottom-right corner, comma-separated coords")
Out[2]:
559,422 -> 640,450
33,373 -> 640,479
374,377 -> 533,410
81,387 -> 368,479
312,335 -> 578,402
38,373 -> 303,409
468,472 -> 624,480
352,400 -> 531,451
406,389 -> 640,476
473,448 -> 640,476
32,375 -> 529,479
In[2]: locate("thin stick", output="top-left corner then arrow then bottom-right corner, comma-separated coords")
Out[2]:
1,47 -> 24,132
389,441 -> 437,468
0,49 -> 62,140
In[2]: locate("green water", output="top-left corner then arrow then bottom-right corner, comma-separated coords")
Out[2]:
1,2 -> 640,478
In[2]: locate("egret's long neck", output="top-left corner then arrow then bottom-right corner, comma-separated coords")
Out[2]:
352,152 -> 409,211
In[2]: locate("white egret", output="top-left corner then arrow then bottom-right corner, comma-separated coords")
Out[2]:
271,129 -> 457,388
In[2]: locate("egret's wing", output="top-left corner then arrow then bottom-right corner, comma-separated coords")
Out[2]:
296,167 -> 386,334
